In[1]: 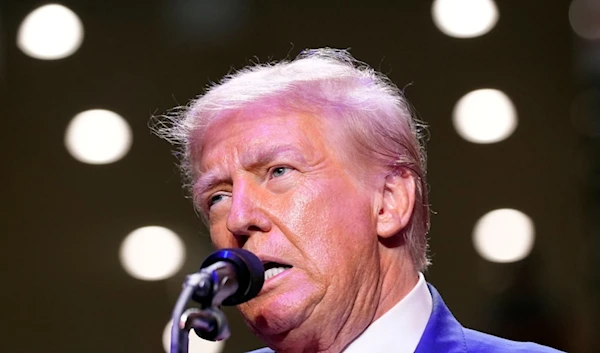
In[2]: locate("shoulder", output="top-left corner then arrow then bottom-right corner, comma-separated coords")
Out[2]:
463,328 -> 564,353
421,284 -> 564,353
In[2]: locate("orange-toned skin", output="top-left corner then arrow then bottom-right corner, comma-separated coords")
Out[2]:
194,110 -> 418,353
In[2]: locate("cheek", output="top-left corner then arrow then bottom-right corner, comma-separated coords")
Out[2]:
208,219 -> 235,249
205,199 -> 236,248
281,179 -> 375,254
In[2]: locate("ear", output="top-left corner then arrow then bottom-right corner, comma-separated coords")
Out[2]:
376,169 -> 416,238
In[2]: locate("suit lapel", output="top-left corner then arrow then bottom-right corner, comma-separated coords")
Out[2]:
414,284 -> 467,353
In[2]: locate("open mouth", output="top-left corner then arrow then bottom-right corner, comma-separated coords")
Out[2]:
263,262 -> 293,281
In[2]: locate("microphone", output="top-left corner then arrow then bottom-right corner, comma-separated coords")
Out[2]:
190,248 -> 265,307
170,249 -> 265,350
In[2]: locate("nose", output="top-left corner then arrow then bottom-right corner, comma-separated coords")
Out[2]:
226,181 -> 272,246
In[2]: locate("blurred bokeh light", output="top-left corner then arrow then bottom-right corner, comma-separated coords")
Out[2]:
431,0 -> 499,38
17,4 -> 83,60
452,89 -> 517,144
569,0 -> 600,40
473,209 -> 535,263
64,109 -> 132,164
119,226 -> 185,281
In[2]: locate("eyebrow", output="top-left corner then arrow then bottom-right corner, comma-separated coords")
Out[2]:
193,170 -> 229,202
193,144 -> 307,198
240,144 -> 307,170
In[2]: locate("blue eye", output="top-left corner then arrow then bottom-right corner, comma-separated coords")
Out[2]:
208,194 -> 225,207
271,166 -> 289,178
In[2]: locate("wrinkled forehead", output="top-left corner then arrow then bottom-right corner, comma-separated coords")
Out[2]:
186,99 -> 378,181
190,106 -> 328,172
188,99 -> 305,153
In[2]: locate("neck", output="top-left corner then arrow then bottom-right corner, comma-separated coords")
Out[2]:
372,246 -> 419,323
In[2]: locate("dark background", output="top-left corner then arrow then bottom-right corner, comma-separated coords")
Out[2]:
1,1 -> 598,352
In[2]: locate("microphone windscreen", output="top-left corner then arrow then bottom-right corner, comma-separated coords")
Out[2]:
200,248 -> 265,306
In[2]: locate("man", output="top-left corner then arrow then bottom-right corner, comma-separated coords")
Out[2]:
157,48 -> 562,353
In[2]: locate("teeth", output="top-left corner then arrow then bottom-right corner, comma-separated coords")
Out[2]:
264,267 -> 288,281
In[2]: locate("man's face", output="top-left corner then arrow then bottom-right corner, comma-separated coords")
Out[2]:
194,110 -> 383,346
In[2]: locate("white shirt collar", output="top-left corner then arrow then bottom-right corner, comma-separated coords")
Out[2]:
342,273 -> 432,353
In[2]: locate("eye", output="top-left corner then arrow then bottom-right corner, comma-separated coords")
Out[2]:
270,166 -> 291,178
208,193 -> 226,208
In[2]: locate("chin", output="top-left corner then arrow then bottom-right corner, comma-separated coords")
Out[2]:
240,290 -> 317,340
250,317 -> 319,353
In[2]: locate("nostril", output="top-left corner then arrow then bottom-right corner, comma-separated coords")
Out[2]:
231,224 -> 268,248
248,225 -> 262,232
233,233 -> 249,247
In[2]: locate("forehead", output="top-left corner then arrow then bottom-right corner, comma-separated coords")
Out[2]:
195,109 -> 334,172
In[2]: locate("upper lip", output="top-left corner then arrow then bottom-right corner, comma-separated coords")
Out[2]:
254,254 -> 293,268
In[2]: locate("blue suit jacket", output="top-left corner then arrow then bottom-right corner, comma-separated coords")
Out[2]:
247,284 -> 563,353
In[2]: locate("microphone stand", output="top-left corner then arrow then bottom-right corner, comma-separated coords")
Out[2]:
170,266 -> 237,353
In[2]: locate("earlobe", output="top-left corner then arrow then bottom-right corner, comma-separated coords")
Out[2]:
376,169 -> 416,238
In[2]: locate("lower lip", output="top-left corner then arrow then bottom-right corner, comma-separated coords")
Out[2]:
261,268 -> 293,293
